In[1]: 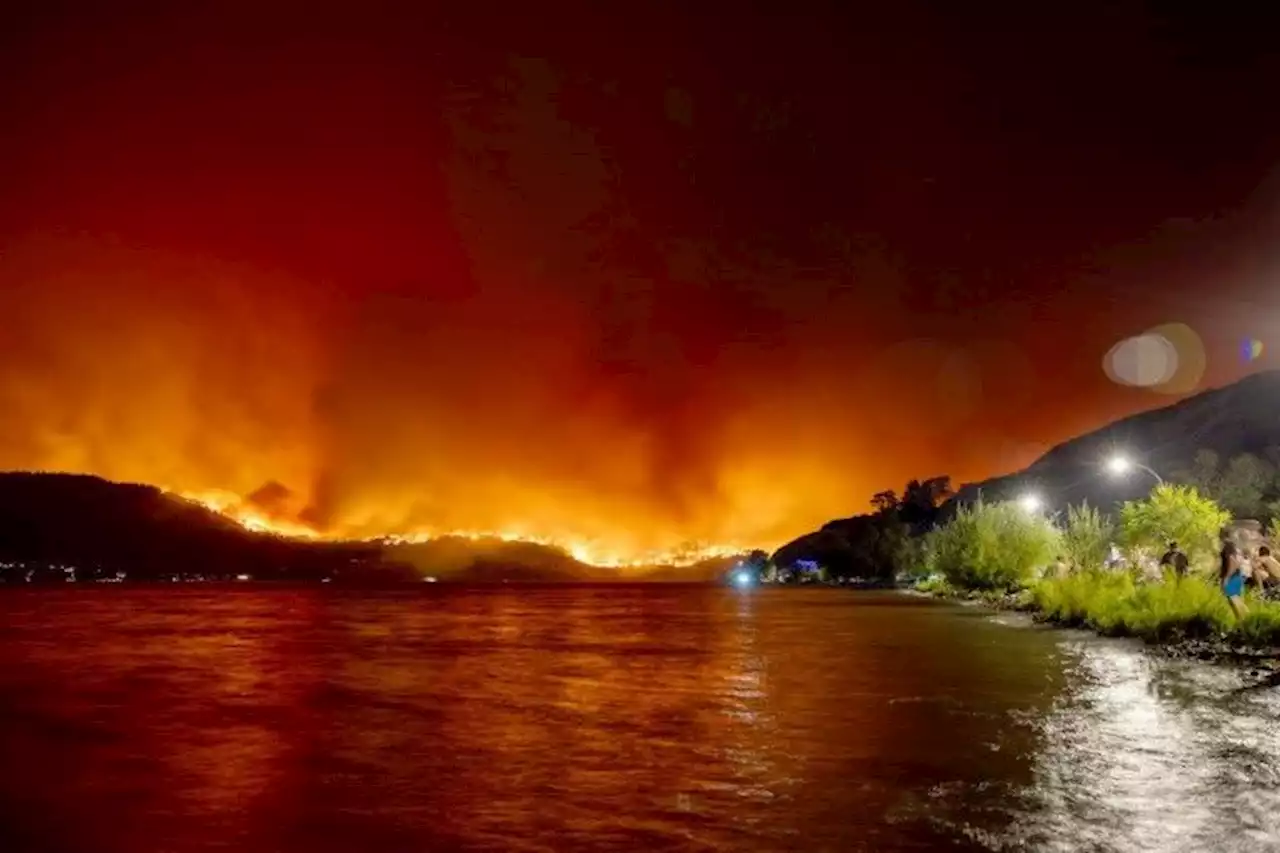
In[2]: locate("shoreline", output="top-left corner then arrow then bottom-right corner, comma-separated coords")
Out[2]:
908,585 -> 1280,675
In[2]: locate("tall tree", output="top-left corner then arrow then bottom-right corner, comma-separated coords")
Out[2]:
870,490 -> 899,514
1215,453 -> 1273,519
900,475 -> 952,527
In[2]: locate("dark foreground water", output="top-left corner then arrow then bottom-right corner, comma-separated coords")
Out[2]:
0,587 -> 1277,852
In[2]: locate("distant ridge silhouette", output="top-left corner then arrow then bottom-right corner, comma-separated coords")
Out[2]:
0,472 -> 740,582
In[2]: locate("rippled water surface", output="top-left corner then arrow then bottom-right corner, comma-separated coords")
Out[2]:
0,586 -> 1277,851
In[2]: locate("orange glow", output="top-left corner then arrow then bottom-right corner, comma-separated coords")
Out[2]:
0,232 -> 1235,565
173,489 -> 326,541
172,488 -> 748,568
1,9 -> 1248,566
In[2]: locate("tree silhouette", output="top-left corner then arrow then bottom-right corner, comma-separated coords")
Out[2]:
871,490 -> 899,514
1216,453 -> 1273,519
899,476 -> 952,527
1172,450 -> 1280,520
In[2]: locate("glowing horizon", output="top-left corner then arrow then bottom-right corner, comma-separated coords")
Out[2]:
170,487 -> 753,568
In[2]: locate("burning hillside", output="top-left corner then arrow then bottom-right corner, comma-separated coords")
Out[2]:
172,485 -> 747,568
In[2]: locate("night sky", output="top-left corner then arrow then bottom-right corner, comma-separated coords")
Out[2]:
3,3 -> 1280,554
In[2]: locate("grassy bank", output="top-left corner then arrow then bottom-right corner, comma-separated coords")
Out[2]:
917,571 -> 1280,649
909,488 -> 1280,654
1032,571 -> 1280,646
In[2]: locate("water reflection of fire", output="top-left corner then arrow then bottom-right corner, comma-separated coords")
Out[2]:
169,488 -> 748,568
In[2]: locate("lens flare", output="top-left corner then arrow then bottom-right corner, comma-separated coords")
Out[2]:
1104,333 -> 1177,387
1103,323 -> 1204,394
1241,338 -> 1264,362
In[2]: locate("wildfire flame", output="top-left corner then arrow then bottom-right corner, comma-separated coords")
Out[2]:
173,489 -> 324,541
171,488 -> 749,568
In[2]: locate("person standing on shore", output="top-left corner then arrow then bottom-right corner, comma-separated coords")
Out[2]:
1219,528 -> 1247,619
1050,555 -> 1070,579
1252,546 -> 1280,589
1159,541 -> 1189,577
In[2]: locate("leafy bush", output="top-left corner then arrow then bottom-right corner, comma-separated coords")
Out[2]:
1061,502 -> 1114,573
1033,570 -> 1134,631
1215,453 -> 1274,519
1119,484 -> 1229,573
930,500 -> 1060,591
893,534 -> 931,582
913,574 -> 954,596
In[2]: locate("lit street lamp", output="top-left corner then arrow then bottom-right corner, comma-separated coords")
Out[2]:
1018,493 -> 1042,513
1106,455 -> 1164,485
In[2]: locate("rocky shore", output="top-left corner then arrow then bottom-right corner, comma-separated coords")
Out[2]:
1156,635 -> 1280,670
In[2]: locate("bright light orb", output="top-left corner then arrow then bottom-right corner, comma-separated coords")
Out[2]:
1018,494 -> 1041,513
1104,333 -> 1178,388
734,571 -> 753,587
1107,456 -> 1131,475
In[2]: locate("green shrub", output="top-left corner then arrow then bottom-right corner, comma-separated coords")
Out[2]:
913,574 -> 954,596
931,500 -> 1061,591
1118,573 -> 1235,641
1061,502 -> 1114,573
893,534 -> 932,582
1032,570 -> 1139,632
917,528 -> 942,577
1119,484 -> 1229,574
1033,571 -> 1244,642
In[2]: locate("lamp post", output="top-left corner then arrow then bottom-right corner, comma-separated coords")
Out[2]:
1106,455 -> 1164,485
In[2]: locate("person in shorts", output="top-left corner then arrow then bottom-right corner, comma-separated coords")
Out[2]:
1220,528 -> 1248,619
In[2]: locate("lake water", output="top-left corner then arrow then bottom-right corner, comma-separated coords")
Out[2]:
0,586 -> 1277,852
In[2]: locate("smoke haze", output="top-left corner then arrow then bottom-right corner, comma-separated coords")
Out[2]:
2,5 -> 1278,556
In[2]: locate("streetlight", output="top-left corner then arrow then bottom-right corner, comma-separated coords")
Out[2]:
1018,493 -> 1042,513
1106,455 -> 1163,484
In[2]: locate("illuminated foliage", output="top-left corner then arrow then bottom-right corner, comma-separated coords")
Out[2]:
1033,571 -> 1234,641
1061,502 -> 1114,573
1118,484 -> 1229,572
927,499 -> 1060,591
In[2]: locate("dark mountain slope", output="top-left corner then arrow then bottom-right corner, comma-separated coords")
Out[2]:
770,371 -> 1280,574
945,370 -> 1280,513
0,472 -> 386,581
0,472 -> 746,583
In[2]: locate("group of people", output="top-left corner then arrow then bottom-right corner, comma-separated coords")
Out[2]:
1046,535 -> 1280,619
1216,530 -> 1280,619
1152,534 -> 1279,620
